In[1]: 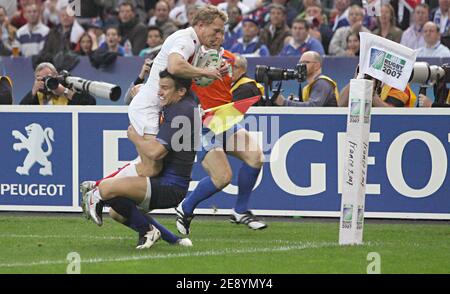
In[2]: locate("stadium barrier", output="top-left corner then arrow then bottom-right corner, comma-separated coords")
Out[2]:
1,106 -> 449,219
1,56 -> 449,105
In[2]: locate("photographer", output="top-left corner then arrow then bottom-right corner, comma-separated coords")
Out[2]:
125,58 -> 153,105
20,62 -> 96,105
231,54 -> 265,104
272,51 -> 338,107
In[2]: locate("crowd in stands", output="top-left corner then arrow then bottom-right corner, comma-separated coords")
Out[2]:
0,0 -> 449,61
0,0 -> 449,107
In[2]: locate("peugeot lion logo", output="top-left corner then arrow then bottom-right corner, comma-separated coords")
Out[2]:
12,123 -> 55,176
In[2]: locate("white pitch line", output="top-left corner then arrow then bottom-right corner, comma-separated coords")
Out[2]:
0,242 -> 341,269
0,234 -> 315,244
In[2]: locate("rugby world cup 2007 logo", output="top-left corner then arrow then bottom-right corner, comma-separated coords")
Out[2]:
369,48 -> 406,79
369,48 -> 386,71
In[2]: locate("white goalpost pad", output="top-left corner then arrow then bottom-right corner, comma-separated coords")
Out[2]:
339,79 -> 374,245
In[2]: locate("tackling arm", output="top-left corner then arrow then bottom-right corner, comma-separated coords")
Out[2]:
167,53 -> 221,80
127,126 -> 168,161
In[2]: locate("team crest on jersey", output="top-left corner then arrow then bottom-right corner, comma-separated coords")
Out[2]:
12,123 -> 55,176
159,111 -> 165,126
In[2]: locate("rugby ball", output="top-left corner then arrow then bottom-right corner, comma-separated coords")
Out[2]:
192,46 -> 222,87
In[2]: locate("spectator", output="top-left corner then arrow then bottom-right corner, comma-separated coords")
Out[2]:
169,0 -> 203,27
41,3 -> 85,58
400,3 -> 429,50
42,0 -> 60,28
16,3 -> 50,57
179,3 -> 201,29
391,0 -> 423,31
279,18 -> 325,57
418,21 -> 450,57
124,58 -> 153,105
99,26 -> 128,56
120,0 -> 151,24
431,0 -> 450,35
231,54 -> 265,104
329,5 -> 370,56
139,26 -> 163,58
330,0 -> 351,32
148,0 -> 178,39
0,75 -> 13,104
223,5 -> 242,50
344,32 -> 359,56
20,62 -> 96,105
217,0 -> 251,15
273,51 -> 339,107
85,21 -> 105,50
272,0 -> 301,27
297,0 -> 328,24
118,1 -> 148,56
75,32 -> 95,56
0,27 -> 11,55
230,16 -> 270,57
0,6 -> 17,52
259,4 -> 291,56
302,2 -> 333,53
0,0 -> 17,18
372,3 -> 403,43
11,0 -> 44,29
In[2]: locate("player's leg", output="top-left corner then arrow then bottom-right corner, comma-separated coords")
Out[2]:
83,176 -> 147,225
134,134 -> 163,177
176,148 -> 232,235
226,128 -> 267,230
105,197 -> 161,249
109,205 -> 191,246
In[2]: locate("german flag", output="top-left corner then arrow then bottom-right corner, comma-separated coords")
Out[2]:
202,96 -> 260,135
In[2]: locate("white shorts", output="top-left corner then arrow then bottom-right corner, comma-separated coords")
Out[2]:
128,79 -> 161,136
137,177 -> 152,213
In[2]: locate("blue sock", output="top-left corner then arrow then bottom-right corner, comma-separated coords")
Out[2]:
235,163 -> 261,214
182,176 -> 220,215
145,215 -> 180,244
106,198 -> 149,237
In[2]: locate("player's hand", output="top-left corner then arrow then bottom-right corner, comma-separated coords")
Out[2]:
418,94 -> 433,107
219,61 -> 229,76
202,68 -> 222,81
127,125 -> 140,143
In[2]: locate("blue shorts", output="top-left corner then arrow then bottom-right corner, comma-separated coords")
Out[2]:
197,124 -> 244,162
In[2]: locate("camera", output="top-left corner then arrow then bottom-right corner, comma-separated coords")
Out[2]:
41,71 -> 121,101
43,76 -> 60,93
255,63 -> 307,84
409,62 -> 450,85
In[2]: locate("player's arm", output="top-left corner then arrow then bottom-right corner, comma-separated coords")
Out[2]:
167,53 -> 221,80
127,126 -> 168,161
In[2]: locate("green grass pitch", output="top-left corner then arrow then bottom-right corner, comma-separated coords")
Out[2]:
0,215 -> 449,274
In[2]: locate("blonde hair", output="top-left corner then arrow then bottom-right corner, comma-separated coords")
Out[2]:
192,5 -> 228,26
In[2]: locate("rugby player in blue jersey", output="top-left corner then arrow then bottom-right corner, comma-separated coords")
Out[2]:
83,69 -> 200,249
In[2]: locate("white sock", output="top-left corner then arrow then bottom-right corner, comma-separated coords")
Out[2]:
115,163 -> 138,178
